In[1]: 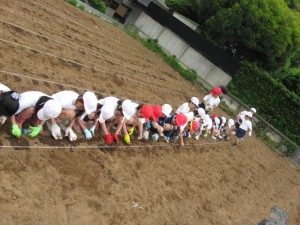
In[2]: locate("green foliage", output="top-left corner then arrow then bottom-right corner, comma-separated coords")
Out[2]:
88,0 -> 106,13
229,61 -> 300,147
285,0 -> 300,10
78,5 -> 85,10
124,27 -> 197,82
273,68 -> 300,96
67,0 -> 77,6
204,0 -> 300,71
166,0 -> 300,71
140,39 -> 197,81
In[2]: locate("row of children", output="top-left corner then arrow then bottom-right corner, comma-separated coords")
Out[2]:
0,83 -> 255,147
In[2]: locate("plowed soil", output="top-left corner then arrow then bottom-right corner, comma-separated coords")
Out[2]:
0,0 -> 299,225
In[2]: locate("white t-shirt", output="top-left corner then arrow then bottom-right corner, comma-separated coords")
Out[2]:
52,91 -> 79,110
200,117 -> 212,130
98,96 -> 119,107
238,111 -> 253,122
180,112 -> 194,131
175,102 -> 190,114
0,83 -> 11,92
239,120 -> 252,131
203,94 -> 220,111
16,91 -> 48,114
227,119 -> 234,128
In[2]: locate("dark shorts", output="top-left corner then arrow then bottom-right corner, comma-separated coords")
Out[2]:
235,128 -> 246,139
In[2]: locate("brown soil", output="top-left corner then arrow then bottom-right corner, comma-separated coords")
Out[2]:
0,0 -> 299,224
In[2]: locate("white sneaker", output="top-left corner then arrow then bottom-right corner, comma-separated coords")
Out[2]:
143,130 -> 149,140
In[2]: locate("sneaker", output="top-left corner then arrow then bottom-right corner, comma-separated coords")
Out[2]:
218,135 -> 223,139
212,136 -> 217,140
151,133 -> 159,142
194,135 -> 199,141
143,130 -> 149,140
232,144 -> 237,148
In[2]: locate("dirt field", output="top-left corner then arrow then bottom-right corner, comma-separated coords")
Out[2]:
0,0 -> 299,224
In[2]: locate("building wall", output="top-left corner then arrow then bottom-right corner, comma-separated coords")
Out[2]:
126,11 -> 233,86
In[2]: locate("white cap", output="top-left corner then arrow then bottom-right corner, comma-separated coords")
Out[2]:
83,91 -> 97,114
197,108 -> 206,117
214,117 -> 220,125
250,108 -> 256,113
245,112 -> 253,118
0,83 -> 11,92
191,97 -> 199,106
122,99 -> 137,120
228,119 -> 234,128
37,100 -> 62,121
162,104 -> 172,117
98,104 -> 115,123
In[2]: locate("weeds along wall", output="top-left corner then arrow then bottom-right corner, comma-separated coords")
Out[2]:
228,61 -> 300,147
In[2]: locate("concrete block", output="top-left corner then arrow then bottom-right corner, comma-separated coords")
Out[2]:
180,47 -> 215,80
205,67 -> 232,87
134,12 -> 164,39
157,29 -> 189,59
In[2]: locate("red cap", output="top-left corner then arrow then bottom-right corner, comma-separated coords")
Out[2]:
190,120 -> 199,134
141,104 -> 153,121
211,113 -> 217,119
152,105 -> 162,122
175,114 -> 187,126
211,87 -> 222,96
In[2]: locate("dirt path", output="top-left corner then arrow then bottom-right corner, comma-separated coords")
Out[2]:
0,0 -> 299,224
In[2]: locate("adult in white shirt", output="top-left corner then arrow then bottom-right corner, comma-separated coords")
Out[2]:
50,90 -> 97,141
175,97 -> 199,114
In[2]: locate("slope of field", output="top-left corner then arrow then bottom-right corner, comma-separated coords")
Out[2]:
0,0 -> 299,224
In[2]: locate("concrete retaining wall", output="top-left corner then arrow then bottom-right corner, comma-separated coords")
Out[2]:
128,12 -> 232,86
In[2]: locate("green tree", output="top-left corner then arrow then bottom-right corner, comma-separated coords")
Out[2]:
88,0 -> 106,13
273,68 -> 300,95
285,0 -> 300,10
204,0 -> 300,71
166,0 -> 300,71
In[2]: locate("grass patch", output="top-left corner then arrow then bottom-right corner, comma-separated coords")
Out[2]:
67,0 -> 77,7
78,5 -> 85,10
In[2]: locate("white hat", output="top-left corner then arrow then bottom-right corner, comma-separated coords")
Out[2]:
245,112 -> 253,118
98,104 -> 115,123
250,108 -> 256,113
214,117 -> 220,125
37,100 -> 62,121
83,91 -> 97,114
197,108 -> 206,117
162,104 -> 172,117
191,97 -> 199,106
122,99 -> 137,120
